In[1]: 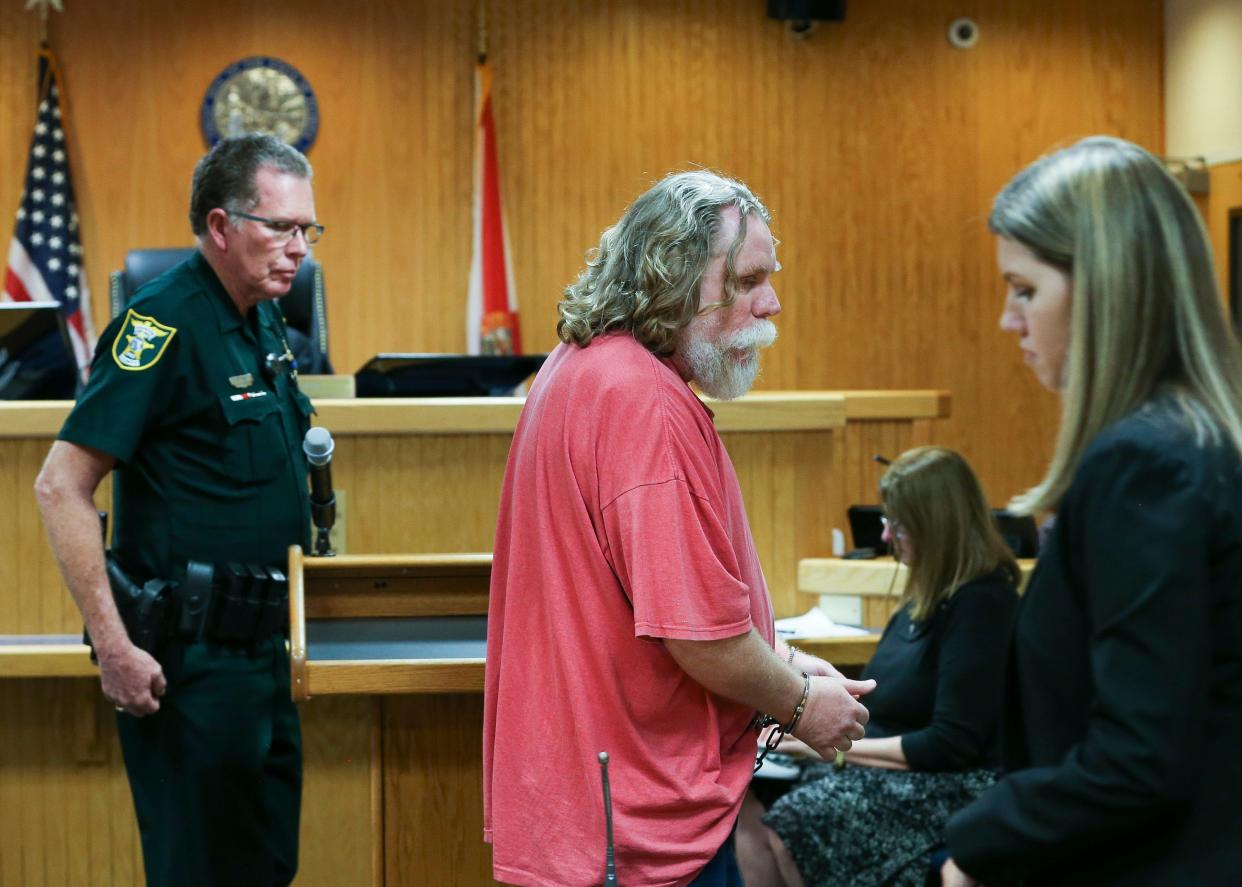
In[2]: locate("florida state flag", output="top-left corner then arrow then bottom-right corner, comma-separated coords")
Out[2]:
466,60 -> 521,356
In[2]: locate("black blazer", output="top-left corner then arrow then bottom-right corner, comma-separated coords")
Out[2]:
946,400 -> 1242,886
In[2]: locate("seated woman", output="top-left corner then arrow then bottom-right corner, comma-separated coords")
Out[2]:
738,446 -> 1021,887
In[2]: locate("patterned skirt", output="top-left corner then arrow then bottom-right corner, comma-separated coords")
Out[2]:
761,762 -> 997,887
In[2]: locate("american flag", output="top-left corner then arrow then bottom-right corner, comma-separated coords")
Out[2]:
2,48 -> 94,378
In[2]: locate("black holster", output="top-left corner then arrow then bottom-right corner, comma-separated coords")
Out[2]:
93,555 -> 173,656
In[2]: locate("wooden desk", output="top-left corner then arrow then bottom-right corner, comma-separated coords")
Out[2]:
288,549 -> 491,698
0,635 -> 94,677
798,556 -> 1037,627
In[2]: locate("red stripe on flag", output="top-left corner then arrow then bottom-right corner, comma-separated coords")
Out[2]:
3,266 -> 33,302
479,94 -> 508,319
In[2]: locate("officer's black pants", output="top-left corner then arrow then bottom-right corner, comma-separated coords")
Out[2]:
116,635 -> 301,887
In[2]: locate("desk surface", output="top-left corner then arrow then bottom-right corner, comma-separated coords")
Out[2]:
306,616 -> 487,661
0,389 -> 949,438
799,557 -> 1037,596
0,634 -> 96,677
0,630 -> 881,682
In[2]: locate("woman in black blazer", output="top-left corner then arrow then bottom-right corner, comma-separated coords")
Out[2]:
940,137 -> 1242,886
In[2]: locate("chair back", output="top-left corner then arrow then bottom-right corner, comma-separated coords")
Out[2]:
109,247 -> 331,372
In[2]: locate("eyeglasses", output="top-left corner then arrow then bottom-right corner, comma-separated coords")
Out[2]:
230,211 -> 324,245
880,515 -> 906,540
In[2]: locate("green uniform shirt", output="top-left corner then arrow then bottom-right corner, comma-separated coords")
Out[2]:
61,251 -> 313,582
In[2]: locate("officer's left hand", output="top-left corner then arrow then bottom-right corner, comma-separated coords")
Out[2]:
99,641 -> 166,716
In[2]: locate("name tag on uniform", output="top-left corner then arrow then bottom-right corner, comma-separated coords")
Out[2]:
230,391 -> 268,401
229,373 -> 254,388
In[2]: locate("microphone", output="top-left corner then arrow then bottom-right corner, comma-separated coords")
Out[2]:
598,752 -> 618,886
302,426 -> 336,556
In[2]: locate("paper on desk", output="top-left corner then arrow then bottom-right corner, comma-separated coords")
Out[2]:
775,607 -> 870,639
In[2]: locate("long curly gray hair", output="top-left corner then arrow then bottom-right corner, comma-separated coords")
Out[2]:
557,170 -> 770,355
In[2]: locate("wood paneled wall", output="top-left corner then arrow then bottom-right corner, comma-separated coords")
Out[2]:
0,0 -> 1162,503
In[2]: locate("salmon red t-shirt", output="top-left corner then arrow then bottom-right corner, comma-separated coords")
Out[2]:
483,335 -> 775,887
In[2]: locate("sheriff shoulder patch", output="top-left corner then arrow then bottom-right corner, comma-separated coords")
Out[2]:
112,309 -> 177,372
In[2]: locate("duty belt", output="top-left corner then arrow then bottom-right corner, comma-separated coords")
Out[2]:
174,560 -> 289,643
99,557 -> 289,655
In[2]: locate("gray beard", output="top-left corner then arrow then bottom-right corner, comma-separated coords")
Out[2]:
679,320 -> 777,401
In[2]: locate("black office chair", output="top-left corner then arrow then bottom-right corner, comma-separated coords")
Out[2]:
108,247 -> 332,373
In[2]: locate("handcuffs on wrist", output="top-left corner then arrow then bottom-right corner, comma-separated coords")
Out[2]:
754,671 -> 811,773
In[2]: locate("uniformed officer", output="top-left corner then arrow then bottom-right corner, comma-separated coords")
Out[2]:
34,133 -> 321,887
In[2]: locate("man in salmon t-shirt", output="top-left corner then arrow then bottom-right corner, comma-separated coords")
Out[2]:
483,171 -> 876,887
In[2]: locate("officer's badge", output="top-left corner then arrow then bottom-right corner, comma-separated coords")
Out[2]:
112,309 -> 177,371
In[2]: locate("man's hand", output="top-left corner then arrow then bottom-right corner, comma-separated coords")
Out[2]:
98,641 -> 166,716
790,676 -> 875,758
940,857 -> 979,887
790,648 -> 844,679
773,733 -> 824,761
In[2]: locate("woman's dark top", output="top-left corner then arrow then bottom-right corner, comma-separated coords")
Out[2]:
861,570 -> 1018,771
947,401 -> 1242,886
762,570 -> 1018,886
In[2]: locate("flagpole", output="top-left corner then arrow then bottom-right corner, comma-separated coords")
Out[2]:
477,1 -> 488,65
25,0 -> 64,47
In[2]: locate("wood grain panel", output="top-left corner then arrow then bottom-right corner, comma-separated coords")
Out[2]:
0,681 -> 377,887
0,0 -> 1162,506
0,680 -> 142,887
334,433 -> 513,555
296,696 -> 379,887
0,439 -> 107,635
382,694 -> 500,887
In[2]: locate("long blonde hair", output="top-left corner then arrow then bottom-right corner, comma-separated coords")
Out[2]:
880,447 -> 1020,622
990,136 -> 1242,514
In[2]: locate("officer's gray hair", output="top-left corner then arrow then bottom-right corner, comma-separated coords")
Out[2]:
557,170 -> 770,355
189,133 -> 312,236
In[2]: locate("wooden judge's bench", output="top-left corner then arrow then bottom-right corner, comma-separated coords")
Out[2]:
0,390 -> 947,887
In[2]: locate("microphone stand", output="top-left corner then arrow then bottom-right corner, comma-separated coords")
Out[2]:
303,427 -> 337,557
598,752 -> 618,886
313,524 -> 333,557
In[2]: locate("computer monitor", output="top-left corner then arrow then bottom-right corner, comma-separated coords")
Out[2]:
845,504 -> 1040,559
0,301 -> 76,399
354,353 -> 547,397
846,505 -> 888,556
